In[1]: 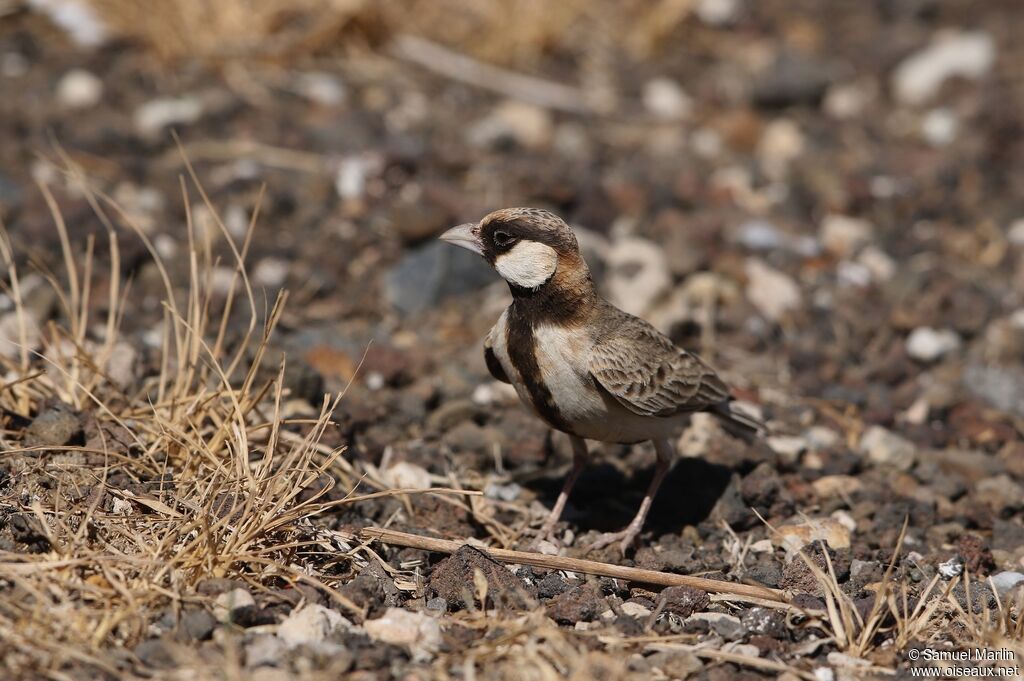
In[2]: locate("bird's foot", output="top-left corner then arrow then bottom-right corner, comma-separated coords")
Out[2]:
585,524 -> 642,557
528,524 -> 563,554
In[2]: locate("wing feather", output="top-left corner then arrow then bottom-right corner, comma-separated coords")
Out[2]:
589,314 -> 729,418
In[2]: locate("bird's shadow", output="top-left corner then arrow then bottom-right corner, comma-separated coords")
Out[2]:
524,455 -> 734,536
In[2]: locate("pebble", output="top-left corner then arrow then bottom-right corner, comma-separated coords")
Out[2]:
906,327 -> 961,362
695,0 -> 742,26
181,609 -> 216,641
859,425 -> 916,471
974,475 -> 1024,512
246,634 -> 285,667
0,311 -> 42,359
295,72 -> 346,106
277,604 -> 349,648
962,365 -> 1024,416
820,214 -> 872,257
735,219 -> 786,251
642,78 -> 692,120
689,612 -> 745,640
921,108 -> 958,146
766,435 -> 807,465
620,601 -> 652,619
213,588 -> 255,623
938,556 -> 964,580
892,31 -> 996,105
606,237 -> 672,317
758,118 -> 804,179
383,461 -> 432,490
23,401 -> 82,448
252,258 -> 289,289
775,517 -> 852,552
363,608 -> 441,662
989,571 -> 1024,596
1009,219 -> 1024,246
483,482 -> 521,502
811,475 -> 863,497
753,52 -> 833,108
133,638 -> 175,669
29,0 -> 109,47
134,96 -> 205,137
104,341 -> 139,389
857,246 -> 896,283
55,68 -> 102,109
741,607 -> 787,638
468,100 -> 553,150
745,259 -> 802,321
385,240 -> 496,315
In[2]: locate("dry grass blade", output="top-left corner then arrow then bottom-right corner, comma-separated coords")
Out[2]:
0,156 -> 394,678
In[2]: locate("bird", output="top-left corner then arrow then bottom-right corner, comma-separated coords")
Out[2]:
440,207 -> 763,555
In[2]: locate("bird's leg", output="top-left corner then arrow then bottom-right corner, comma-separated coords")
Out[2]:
532,435 -> 588,548
587,438 -> 674,556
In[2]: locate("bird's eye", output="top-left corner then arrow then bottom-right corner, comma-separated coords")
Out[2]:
493,230 -> 514,247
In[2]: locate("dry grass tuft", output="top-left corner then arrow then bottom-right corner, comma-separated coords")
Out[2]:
0,151 -> 371,678
80,0 -> 693,65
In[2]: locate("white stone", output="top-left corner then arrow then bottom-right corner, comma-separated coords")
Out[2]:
296,72 -> 345,106
696,0 -> 742,26
606,237 -> 672,317
758,119 -> 804,180
767,435 -> 807,465
277,604 -> 350,648
1008,219 -> 1024,246
484,482 -> 521,502
55,69 -> 102,109
363,608 -> 441,661
922,108 -> 958,146
857,246 -> 896,283
745,259 -> 801,321
906,326 -> 961,362
735,220 -> 785,251
252,258 -> 289,289
643,78 -> 692,120
246,634 -> 285,667
620,601 -> 652,618
820,214 -> 872,257
892,31 -> 995,105
859,425 -> 916,471
213,588 -> 255,622
384,462 -> 432,490
989,571 -> 1024,596
824,82 -> 871,120
28,0 -> 108,47
134,97 -> 204,137
104,341 -> 138,388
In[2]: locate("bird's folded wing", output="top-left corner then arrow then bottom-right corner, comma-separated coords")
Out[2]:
589,319 -> 729,417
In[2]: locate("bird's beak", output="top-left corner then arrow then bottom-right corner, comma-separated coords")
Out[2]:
439,222 -> 483,256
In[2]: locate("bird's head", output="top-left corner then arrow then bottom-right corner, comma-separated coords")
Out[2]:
440,208 -> 588,292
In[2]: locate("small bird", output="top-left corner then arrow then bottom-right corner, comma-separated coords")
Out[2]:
440,208 -> 763,554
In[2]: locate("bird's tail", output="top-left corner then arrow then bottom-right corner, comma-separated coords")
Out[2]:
709,400 -> 767,443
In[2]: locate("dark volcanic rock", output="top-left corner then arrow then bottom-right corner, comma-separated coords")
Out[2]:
429,545 -> 536,610
546,583 -> 605,624
659,585 -> 710,618
956,534 -> 996,577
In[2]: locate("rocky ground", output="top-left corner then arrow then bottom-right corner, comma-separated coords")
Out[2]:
1,1 -> 1023,679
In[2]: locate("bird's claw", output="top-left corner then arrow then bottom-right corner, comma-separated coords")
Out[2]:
585,526 -> 641,557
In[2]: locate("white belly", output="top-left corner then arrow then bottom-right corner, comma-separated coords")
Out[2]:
490,314 -> 686,444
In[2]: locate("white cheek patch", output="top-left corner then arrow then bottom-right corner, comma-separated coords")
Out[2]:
495,241 -> 558,289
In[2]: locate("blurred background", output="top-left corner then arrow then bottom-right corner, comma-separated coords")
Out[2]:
1,0 -> 1022,457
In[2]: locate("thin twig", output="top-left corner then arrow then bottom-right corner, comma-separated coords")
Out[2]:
358,527 -> 787,605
